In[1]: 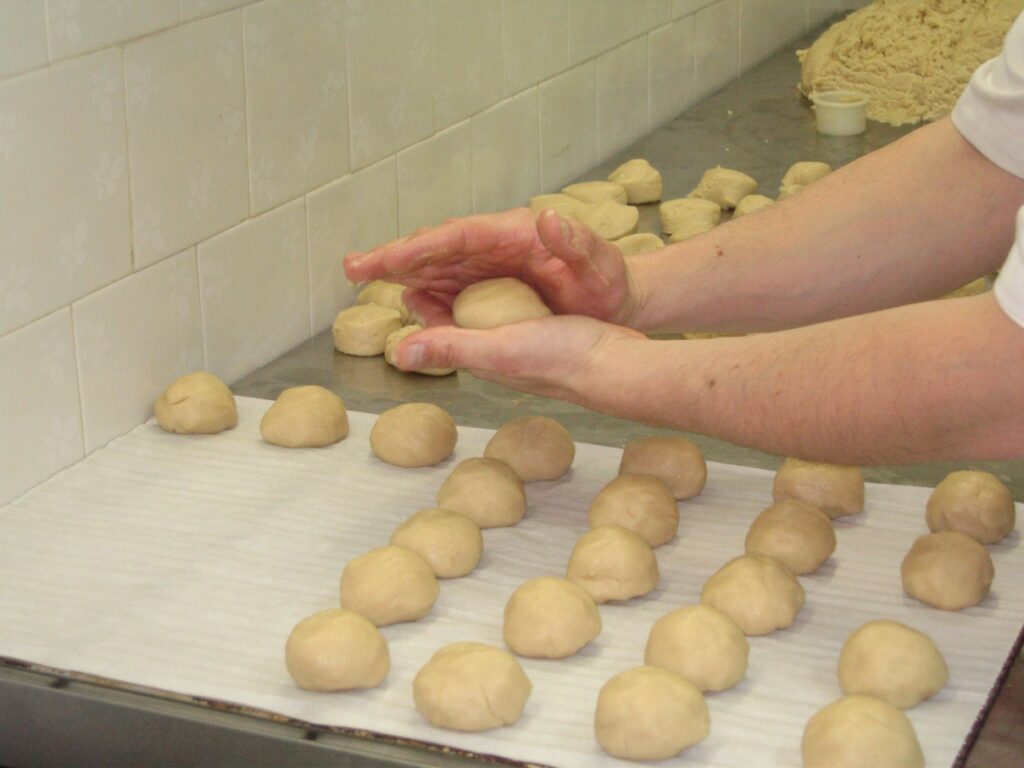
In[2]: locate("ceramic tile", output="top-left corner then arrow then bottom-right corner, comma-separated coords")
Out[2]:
45,0 -> 179,60
0,1 -> 48,78
346,0 -> 433,169
198,199 -> 311,385
72,249 -> 204,454
473,89 -> 541,214
244,0 -> 349,215
502,0 -> 568,96
307,158 -> 398,332
673,0 -> 717,17
568,0 -> 671,65
596,36 -> 650,160
396,121 -> 473,236
0,309 -> 84,505
0,49 -> 131,336
124,11 -> 248,268
740,0 -> 805,72
181,0 -> 254,22
694,0 -> 739,101
650,15 -> 695,129
539,60 -> 597,191
807,0 -> 867,27
432,0 -> 502,128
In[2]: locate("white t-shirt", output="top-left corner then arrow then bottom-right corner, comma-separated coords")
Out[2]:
951,11 -> 1024,326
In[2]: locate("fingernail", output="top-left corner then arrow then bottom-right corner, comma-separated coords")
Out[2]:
403,343 -> 426,369
559,217 -> 572,243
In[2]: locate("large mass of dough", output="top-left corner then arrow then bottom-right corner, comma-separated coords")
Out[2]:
700,554 -> 805,636
744,499 -> 836,575
384,324 -> 455,376
369,402 -> 457,467
566,524 -> 659,604
618,435 -> 707,500
926,469 -> 1016,544
484,416 -> 575,481
900,530 -> 994,610
502,577 -> 601,658
587,474 -> 679,547
284,608 -> 390,691
561,180 -> 628,205
357,279 -> 412,323
412,642 -> 532,732
607,158 -> 663,204
436,456 -> 527,528
332,304 -> 403,356
801,695 -> 924,768
689,166 -> 758,209
659,197 -> 722,240
577,199 -> 639,240
154,371 -> 238,435
644,604 -> 749,692
259,385 -> 349,448
339,545 -> 439,626
389,508 -> 483,578
452,277 -> 553,329
772,457 -> 864,519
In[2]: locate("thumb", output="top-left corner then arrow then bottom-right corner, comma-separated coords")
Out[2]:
394,326 -> 509,374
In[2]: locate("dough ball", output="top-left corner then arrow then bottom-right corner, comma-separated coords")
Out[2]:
660,197 -> 722,237
772,457 -> 864,520
413,642 -> 531,732
618,435 -> 707,500
384,324 -> 455,376
607,158 -> 663,204
370,402 -> 457,468
566,525 -> 659,604
781,160 -> 832,188
838,619 -> 948,708
502,577 -> 601,658
594,666 -> 710,761
332,304 -> 403,356
154,371 -> 237,434
561,180 -> 628,205
801,695 -> 924,768
284,608 -> 389,691
484,416 -> 575,481
389,508 -> 483,578
744,499 -> 836,575
357,279 -> 412,323
339,545 -> 439,626
644,605 -> 748,692
436,457 -> 526,528
689,166 -> 758,209
925,470 -> 1015,544
588,474 -> 679,547
260,385 -> 349,448
452,277 -> 553,330
528,193 -> 588,220
613,232 -> 665,256
732,193 -> 775,218
900,531 -> 994,611
700,554 -> 805,636
578,199 -> 639,240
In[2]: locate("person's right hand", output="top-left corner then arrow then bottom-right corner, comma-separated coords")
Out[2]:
343,207 -> 639,327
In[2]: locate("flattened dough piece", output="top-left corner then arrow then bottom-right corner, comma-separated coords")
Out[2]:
900,531 -> 994,610
644,604 -> 749,692
285,608 -> 390,691
607,158 -> 663,204
578,199 -> 639,240
503,577 -> 601,658
370,402 -> 457,468
772,457 -> 864,519
779,160 -> 831,199
660,197 -> 722,237
744,499 -> 836,575
613,232 -> 665,256
561,180 -> 628,205
484,416 -> 575,481
700,554 -> 805,636
332,304 -> 403,356
926,470 -> 1015,544
390,508 -> 483,578
436,456 -> 527,528
801,695 -> 924,768
689,167 -> 758,209
588,473 -> 679,547
732,193 -> 775,218
528,193 -> 587,220
452,277 -> 552,330
260,385 -> 348,448
340,545 -> 439,626
154,371 -> 237,434
384,324 -> 455,376
618,435 -> 707,500
566,525 -> 659,604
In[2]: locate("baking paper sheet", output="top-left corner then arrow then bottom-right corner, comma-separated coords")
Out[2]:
0,396 -> 1021,767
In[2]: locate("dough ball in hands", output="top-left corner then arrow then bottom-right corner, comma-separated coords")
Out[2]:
613,232 -> 665,256
700,554 -> 805,635
452,277 -> 553,330
926,470 -> 1015,544
528,193 -> 587,220
484,416 -> 575,481
618,435 -> 707,500
332,304 -> 403,356
608,158 -> 663,204
503,577 -> 601,659
436,457 -> 526,528
689,166 -> 758,209
154,371 -> 238,434
594,666 -> 710,761
384,324 -> 455,376
561,180 -> 628,205
578,199 -> 639,241
389,508 -> 483,578
660,198 -> 722,240
284,608 -> 389,691
357,279 -> 412,323
838,619 -> 948,708
773,457 -> 864,520
744,499 -> 836,575
801,695 -> 924,768
413,642 -> 531,732
566,525 -> 659,604
260,385 -> 348,448
900,531 -> 994,610
339,546 -> 439,626
588,474 -> 679,547
732,194 -> 775,218
370,403 -> 457,468
644,605 -> 749,692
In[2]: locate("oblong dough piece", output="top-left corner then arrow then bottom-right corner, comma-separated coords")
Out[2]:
484,416 -> 575,481
561,180 -> 628,205
357,280 -> 412,323
370,402 -> 457,468
578,199 -> 639,240
925,470 -> 1015,544
566,525 -> 659,604
613,232 -> 665,256
772,457 -> 864,519
260,385 -> 348,448
436,456 -> 527,528
528,193 -> 587,220
452,277 -> 552,330
154,371 -> 237,435
608,158 -> 663,204
660,197 -> 722,236
700,554 -> 805,636
389,508 -> 483,578
644,604 -> 749,692
779,160 -> 831,199
340,545 -> 440,626
900,531 -> 994,610
744,499 -> 836,575
503,577 -> 601,658
384,324 -> 455,376
332,304 -> 403,356
689,167 -> 758,209
285,608 -> 390,691
588,474 -> 679,547
801,695 -> 924,768
732,193 -> 775,218
618,435 -> 707,500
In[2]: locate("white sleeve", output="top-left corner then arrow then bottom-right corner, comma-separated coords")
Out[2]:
994,208 -> 1024,328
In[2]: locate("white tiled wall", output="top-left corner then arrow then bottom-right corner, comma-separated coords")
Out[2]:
0,0 -> 867,504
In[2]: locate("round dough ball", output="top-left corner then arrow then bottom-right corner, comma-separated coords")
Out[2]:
732,193 -> 775,218
484,416 -> 575,481
452,277 -> 553,330
772,457 -> 864,520
700,554 -> 805,636
566,525 -> 659,604
503,577 -> 601,658
689,166 -> 758,209
413,642 -> 531,732
154,371 -> 238,434
284,608 -> 389,691
561,180 -> 628,205
332,304 -> 403,356
926,470 -> 1015,544
607,158 -> 663,204
528,193 -> 588,220
260,385 -> 349,448
370,403 -> 457,468
618,435 -> 707,500
436,457 -> 526,528
578,199 -> 639,240
339,546 -> 439,626
588,474 -> 679,547
801,695 -> 924,768
357,279 -> 412,323
644,605 -> 749,692
613,232 -> 665,256
660,197 -> 722,237
838,619 -> 948,708
900,531 -> 994,610
594,666 -> 710,761
389,508 -> 483,578
384,324 -> 455,376
744,499 -> 836,575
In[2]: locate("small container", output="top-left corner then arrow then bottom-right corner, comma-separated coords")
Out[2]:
810,90 -> 868,136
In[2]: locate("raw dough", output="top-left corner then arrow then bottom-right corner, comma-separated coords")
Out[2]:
772,457 -> 864,519
644,604 -> 749,692
744,499 -> 836,575
587,474 -> 679,547
566,524 -> 659,604
412,642 -> 531,732
659,197 -> 722,238
689,166 -> 758,209
900,531 -> 994,611
389,508 -> 483,578
502,577 -> 601,658
926,470 -> 1016,544
154,371 -> 238,434
436,456 -> 526,528
594,666 -> 710,761
259,385 -> 348,448
732,193 -> 775,218
484,416 -> 575,481
561,180 -> 628,205
528,193 -> 588,220
452,277 -> 553,329
332,304 -> 403,356
801,695 -> 924,768
618,435 -> 707,500
384,324 -> 455,376
607,158 -> 663,204
700,554 -> 805,636
613,232 -> 665,256
284,608 -> 389,691
781,160 -> 831,189
339,545 -> 439,626
369,402 -> 457,468
838,619 -> 948,709
357,279 -> 412,323
578,199 -> 639,240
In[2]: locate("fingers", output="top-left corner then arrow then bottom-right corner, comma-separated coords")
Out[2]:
535,208 -> 621,287
393,325 -> 504,373
402,288 -> 455,327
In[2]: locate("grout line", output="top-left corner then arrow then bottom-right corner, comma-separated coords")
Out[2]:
66,305 -> 90,458
118,45 -> 140,273
194,244 -> 210,374
301,196 -> 315,338
239,7 -> 255,218
342,0 -> 355,174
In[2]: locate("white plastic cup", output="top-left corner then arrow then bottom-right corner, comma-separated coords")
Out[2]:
810,90 -> 868,136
